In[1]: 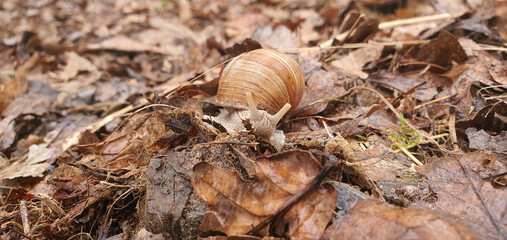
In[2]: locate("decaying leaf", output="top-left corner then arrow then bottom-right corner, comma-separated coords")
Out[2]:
321,200 -> 477,240
407,30 -> 467,70
466,128 -> 507,154
0,143 -> 53,183
54,51 -> 98,81
416,151 -> 507,239
192,150 -> 336,237
1,0 -> 506,239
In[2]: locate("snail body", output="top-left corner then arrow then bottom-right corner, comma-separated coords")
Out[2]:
210,49 -> 305,150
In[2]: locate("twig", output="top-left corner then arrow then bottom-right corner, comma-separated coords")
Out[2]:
475,44 -> 507,52
61,59 -> 232,151
68,232 -> 94,240
61,104 -> 135,151
393,133 -> 448,153
280,40 -> 430,54
414,95 -> 453,110
196,141 -> 259,147
397,145 -> 423,165
322,121 -> 333,138
320,14 -> 364,49
35,194 -> 65,217
20,200 -> 30,235
378,12 -> 467,30
448,107 -> 460,152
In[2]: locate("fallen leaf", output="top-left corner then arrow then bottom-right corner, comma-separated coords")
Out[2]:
456,101 -> 507,134
331,45 -> 383,78
279,184 -> 336,239
55,51 -> 98,81
416,151 -> 507,239
297,70 -> 346,116
192,150 -> 336,238
465,128 -> 507,154
87,35 -> 169,54
0,143 -> 53,182
407,30 -> 467,70
252,25 -> 298,50
321,200 -> 477,240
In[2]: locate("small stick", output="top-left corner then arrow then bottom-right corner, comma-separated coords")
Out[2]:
378,12 -> 467,30
345,86 -> 450,154
323,120 -> 334,138
398,145 -> 423,165
35,194 -> 65,217
20,200 -> 30,235
414,95 -> 453,110
393,133 -> 449,153
197,141 -> 258,147
448,107 -> 460,152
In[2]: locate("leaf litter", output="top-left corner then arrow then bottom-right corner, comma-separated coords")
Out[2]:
0,0 -> 506,239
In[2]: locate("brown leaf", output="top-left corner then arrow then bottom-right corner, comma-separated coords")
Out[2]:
330,45 -> 383,78
456,101 -> 507,134
193,162 -> 285,235
416,151 -> 507,239
54,51 -> 98,81
321,200 -> 477,240
281,184 -> 337,239
297,70 -> 347,116
138,155 -> 193,235
192,150 -> 336,237
225,38 -> 262,58
255,150 -> 323,194
0,143 -> 53,182
465,128 -> 507,154
252,25 -> 298,50
408,30 -> 467,69
87,35 -> 169,54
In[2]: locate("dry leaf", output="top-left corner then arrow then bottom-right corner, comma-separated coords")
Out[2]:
416,151 -> 507,239
55,51 -> 98,81
192,150 -> 336,238
331,45 -> 383,78
0,144 -> 53,181
321,200 -> 477,240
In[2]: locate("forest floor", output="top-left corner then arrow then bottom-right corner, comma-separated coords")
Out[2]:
0,0 -> 506,239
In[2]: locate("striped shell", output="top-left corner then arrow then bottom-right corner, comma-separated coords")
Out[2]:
215,49 -> 304,115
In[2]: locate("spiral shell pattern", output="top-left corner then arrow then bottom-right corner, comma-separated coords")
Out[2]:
216,49 -> 304,115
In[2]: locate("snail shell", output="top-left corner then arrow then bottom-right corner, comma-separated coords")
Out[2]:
215,49 -> 304,115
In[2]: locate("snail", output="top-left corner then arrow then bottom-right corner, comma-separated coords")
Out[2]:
208,48 -> 304,150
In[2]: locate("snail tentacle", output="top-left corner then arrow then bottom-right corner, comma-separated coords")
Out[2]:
271,103 -> 291,126
246,91 -> 261,121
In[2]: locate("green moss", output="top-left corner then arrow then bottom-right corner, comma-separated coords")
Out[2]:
389,114 -> 420,149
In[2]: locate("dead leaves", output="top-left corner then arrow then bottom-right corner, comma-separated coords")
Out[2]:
0,0 -> 506,239
321,200 -> 477,240
407,30 -> 467,70
416,151 -> 507,239
192,150 -> 337,238
53,51 -> 97,81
